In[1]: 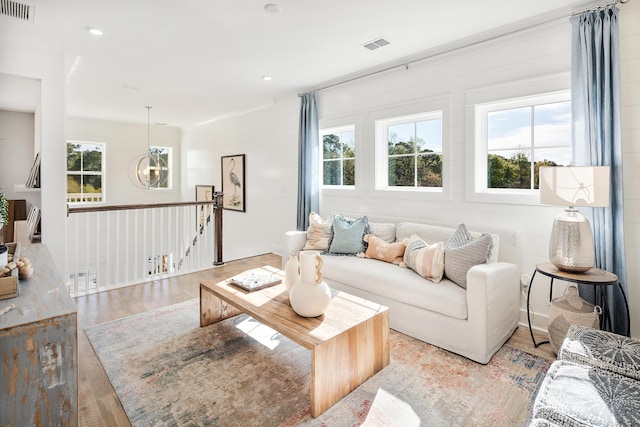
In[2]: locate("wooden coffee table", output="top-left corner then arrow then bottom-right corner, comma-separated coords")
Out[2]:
200,268 -> 390,418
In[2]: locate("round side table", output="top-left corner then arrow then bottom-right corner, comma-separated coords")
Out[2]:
526,262 -> 630,347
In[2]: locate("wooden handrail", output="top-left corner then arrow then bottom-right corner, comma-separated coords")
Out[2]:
67,200 -> 218,215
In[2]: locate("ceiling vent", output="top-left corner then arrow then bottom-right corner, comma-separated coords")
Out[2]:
1,0 -> 36,23
363,38 -> 390,51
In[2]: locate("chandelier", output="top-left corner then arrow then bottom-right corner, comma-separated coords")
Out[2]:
130,106 -> 168,189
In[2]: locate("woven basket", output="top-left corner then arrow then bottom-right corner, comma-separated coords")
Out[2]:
548,284 -> 600,354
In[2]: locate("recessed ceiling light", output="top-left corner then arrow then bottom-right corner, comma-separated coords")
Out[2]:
262,75 -> 272,81
88,27 -> 103,36
264,3 -> 279,13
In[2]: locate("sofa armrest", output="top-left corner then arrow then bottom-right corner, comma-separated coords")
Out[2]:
466,262 -> 520,349
282,231 -> 307,269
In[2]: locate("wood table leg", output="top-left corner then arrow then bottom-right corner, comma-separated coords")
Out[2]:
200,285 -> 242,327
310,310 -> 389,418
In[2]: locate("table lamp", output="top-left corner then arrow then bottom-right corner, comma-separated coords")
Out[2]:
539,166 -> 610,273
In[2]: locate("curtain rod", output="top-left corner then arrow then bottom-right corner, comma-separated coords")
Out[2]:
312,0 -> 626,94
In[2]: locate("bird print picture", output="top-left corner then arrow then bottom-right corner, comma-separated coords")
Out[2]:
221,154 -> 246,212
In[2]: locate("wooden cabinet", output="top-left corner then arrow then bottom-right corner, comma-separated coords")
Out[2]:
0,244 -> 77,426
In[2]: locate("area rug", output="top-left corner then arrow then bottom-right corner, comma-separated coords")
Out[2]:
85,299 -> 552,426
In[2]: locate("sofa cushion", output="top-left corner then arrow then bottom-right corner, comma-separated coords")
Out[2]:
364,234 -> 406,265
327,216 -> 369,255
303,212 -> 334,250
369,222 -> 397,243
444,224 -> 492,289
320,254 -> 468,320
403,234 -> 445,283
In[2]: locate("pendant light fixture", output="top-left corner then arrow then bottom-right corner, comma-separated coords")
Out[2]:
130,106 -> 168,189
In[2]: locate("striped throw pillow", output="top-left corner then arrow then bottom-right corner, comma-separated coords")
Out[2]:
403,234 -> 445,283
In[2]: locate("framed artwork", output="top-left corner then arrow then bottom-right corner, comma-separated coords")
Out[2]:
221,154 -> 245,212
195,185 -> 215,230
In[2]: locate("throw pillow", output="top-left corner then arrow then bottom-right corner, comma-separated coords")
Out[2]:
444,223 -> 492,289
327,216 -> 369,255
303,212 -> 334,250
364,234 -> 406,265
403,234 -> 445,283
368,222 -> 397,243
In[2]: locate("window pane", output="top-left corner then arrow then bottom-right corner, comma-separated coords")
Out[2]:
67,144 -> 82,171
323,134 -> 341,160
82,144 -> 103,171
67,175 -> 81,193
83,175 -> 102,194
533,148 -> 572,189
388,156 -> 414,187
417,154 -> 442,187
388,123 -> 415,155
416,119 -> 442,153
534,101 -> 571,148
487,107 -> 531,151
487,151 -> 531,189
343,159 -> 355,186
342,131 -> 355,158
323,160 -> 341,185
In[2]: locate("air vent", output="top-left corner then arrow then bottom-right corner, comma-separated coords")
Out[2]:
1,0 -> 35,22
363,37 -> 390,51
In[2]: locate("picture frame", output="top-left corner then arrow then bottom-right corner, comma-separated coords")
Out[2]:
221,154 -> 245,212
195,185 -> 215,231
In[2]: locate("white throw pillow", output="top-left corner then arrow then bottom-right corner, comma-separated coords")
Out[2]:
303,212 -> 334,250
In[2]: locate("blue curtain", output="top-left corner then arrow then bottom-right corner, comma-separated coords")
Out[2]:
571,6 -> 629,335
296,92 -> 319,231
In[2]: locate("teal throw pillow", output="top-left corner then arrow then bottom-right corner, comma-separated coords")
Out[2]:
328,216 -> 369,255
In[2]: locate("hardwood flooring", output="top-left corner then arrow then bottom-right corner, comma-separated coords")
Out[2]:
74,253 -> 556,426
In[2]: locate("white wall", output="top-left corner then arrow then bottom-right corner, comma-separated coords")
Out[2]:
181,97 -> 299,262
0,40 -> 66,273
181,5 -> 639,338
620,1 -> 640,339
0,110 -> 35,201
67,117 -> 182,205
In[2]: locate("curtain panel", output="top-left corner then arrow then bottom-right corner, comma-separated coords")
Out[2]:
296,92 -> 319,231
571,6 -> 629,335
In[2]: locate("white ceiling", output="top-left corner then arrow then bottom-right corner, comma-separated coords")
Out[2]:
0,0 -> 596,128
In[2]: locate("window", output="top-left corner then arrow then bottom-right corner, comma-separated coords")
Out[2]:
475,91 -> 571,194
377,112 -> 443,189
66,142 -> 104,203
150,146 -> 171,189
321,127 -> 355,186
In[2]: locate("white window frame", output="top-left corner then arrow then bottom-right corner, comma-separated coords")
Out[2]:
149,145 -> 172,190
375,110 -> 446,195
66,140 -> 106,205
466,83 -> 571,205
319,125 -> 356,189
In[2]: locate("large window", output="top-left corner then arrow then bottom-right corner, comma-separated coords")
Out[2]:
66,142 -> 104,203
475,91 -> 571,193
377,112 -> 443,189
321,127 -> 355,186
150,146 -> 171,189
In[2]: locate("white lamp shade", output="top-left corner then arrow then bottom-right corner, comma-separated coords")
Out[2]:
539,166 -> 610,207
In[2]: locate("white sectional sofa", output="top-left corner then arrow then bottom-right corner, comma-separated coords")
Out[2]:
283,217 -> 520,364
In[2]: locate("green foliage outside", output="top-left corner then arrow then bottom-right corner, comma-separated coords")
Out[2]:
387,135 -> 442,187
488,152 -> 557,189
0,192 -> 8,225
67,143 -> 103,201
323,134 -> 355,186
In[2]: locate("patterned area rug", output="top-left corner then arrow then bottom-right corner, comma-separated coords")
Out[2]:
85,299 -> 552,426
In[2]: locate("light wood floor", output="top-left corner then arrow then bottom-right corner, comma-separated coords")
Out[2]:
75,253 -> 556,426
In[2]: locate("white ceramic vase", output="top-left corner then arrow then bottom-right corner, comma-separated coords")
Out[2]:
283,253 -> 300,292
289,250 -> 332,317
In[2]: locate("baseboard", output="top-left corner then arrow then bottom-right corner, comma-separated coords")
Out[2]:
518,308 -> 549,334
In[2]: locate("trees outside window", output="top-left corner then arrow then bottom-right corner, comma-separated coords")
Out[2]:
381,112 -> 443,188
66,142 -> 104,203
477,92 -> 571,192
321,127 -> 355,186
